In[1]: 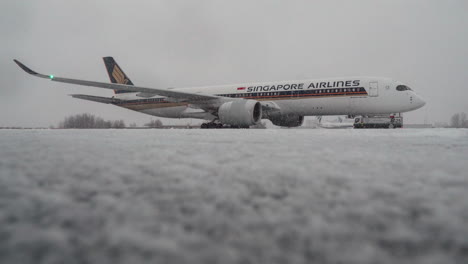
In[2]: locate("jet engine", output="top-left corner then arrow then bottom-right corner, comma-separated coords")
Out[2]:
270,114 -> 304,127
218,100 -> 262,126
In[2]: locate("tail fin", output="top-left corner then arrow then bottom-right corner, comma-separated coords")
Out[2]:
103,56 -> 134,94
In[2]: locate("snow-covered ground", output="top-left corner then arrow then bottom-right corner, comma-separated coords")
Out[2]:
0,129 -> 467,264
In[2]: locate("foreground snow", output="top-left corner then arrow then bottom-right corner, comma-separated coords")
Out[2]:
0,129 -> 467,264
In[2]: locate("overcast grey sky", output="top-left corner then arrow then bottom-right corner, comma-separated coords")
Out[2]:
1,0 -> 467,127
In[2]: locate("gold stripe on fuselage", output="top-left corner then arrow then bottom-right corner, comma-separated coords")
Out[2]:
115,92 -> 367,111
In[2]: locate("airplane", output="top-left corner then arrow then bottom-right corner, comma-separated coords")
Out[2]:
13,58 -> 426,128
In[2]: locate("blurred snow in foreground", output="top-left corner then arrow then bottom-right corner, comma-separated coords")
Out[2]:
0,129 -> 467,264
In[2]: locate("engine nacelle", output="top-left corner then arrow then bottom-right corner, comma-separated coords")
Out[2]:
270,114 -> 304,127
218,100 -> 262,126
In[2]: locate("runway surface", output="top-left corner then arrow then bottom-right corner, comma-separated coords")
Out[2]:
1,129 -> 467,263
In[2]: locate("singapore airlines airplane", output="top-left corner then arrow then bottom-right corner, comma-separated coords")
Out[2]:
14,58 -> 425,128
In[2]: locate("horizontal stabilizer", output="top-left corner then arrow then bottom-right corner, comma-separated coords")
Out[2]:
71,94 -> 117,104
136,92 -> 158,98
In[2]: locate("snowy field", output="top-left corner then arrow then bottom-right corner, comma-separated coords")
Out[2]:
0,128 -> 467,264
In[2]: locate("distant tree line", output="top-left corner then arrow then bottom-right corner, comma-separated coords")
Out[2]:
144,119 -> 163,128
58,113 -> 126,129
450,112 -> 468,128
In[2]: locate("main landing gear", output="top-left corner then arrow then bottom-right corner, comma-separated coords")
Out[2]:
200,122 -> 224,129
200,120 -> 250,129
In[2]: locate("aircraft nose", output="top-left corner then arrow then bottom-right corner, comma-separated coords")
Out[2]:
413,95 -> 426,109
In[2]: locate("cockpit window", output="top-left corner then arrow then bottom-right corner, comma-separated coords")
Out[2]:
396,85 -> 412,91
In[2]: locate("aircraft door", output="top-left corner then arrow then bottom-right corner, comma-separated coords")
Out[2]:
369,81 -> 378,97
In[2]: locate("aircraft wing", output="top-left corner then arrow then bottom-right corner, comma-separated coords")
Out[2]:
13,59 -> 219,102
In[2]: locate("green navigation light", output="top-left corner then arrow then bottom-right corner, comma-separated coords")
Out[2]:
49,75 -> 54,79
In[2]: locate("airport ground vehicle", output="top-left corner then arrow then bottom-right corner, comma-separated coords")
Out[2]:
354,114 -> 403,129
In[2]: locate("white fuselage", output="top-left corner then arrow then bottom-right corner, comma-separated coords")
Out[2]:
112,77 -> 426,121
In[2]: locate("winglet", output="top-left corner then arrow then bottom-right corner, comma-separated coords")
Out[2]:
13,59 -> 50,79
